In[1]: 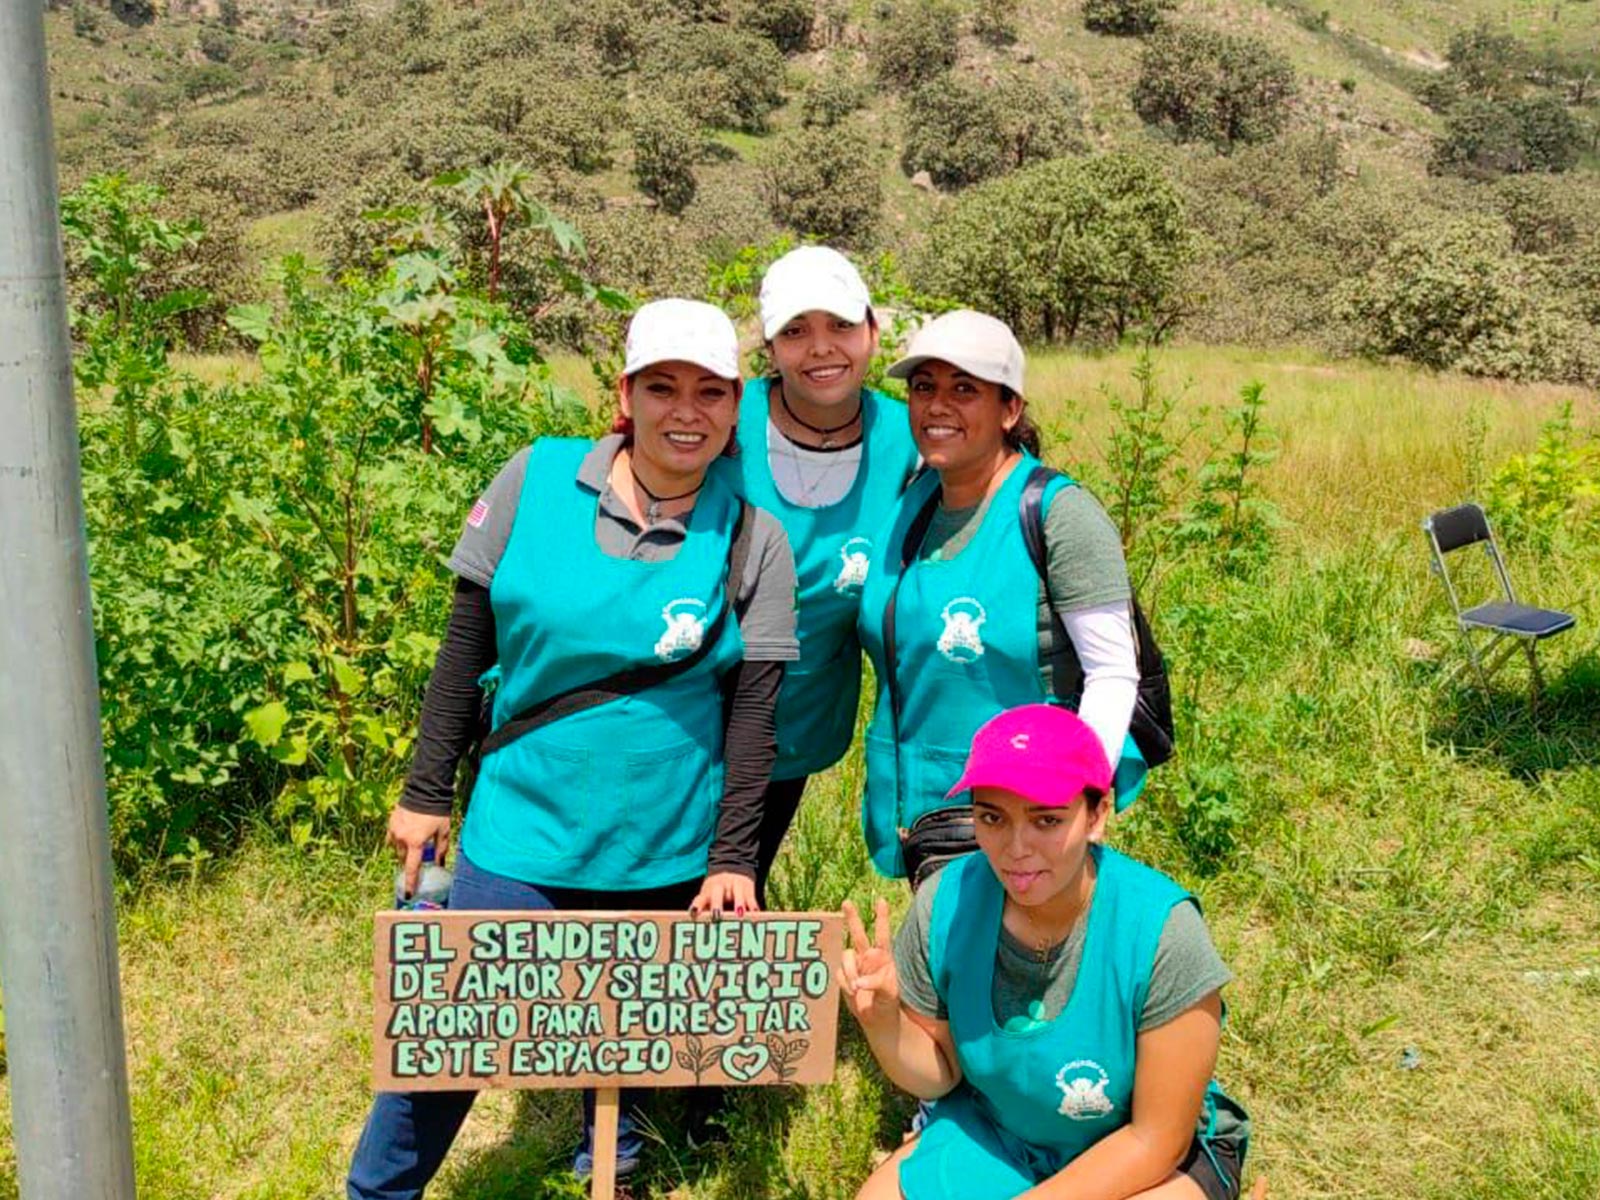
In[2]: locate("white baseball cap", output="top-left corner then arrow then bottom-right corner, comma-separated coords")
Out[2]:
624,298 -> 741,381
759,245 -> 873,341
887,310 -> 1026,395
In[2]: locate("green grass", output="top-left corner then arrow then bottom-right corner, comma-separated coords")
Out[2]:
3,356 -> 1598,1198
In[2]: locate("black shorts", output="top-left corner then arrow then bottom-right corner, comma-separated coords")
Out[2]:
1178,1135 -> 1245,1200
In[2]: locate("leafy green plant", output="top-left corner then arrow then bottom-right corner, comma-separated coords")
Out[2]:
62,176 -> 208,464
1175,380 -> 1281,576
1485,402 -> 1600,551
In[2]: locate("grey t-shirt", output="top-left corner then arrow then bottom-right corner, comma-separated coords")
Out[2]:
921,483 -> 1131,695
893,861 -> 1250,1159
448,436 -> 801,662
893,871 -> 1232,1032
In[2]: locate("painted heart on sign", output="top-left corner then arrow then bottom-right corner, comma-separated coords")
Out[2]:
720,1039 -> 770,1082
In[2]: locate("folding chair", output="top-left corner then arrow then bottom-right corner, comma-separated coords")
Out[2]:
1422,502 -> 1576,697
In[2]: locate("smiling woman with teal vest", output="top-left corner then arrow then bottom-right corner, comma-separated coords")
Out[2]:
841,705 -> 1249,1200
856,310 -> 1146,886
715,246 -> 919,901
346,299 -> 799,1197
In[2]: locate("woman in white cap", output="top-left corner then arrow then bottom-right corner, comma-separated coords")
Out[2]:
347,299 -> 799,1197
714,245 -> 919,901
856,310 -> 1145,887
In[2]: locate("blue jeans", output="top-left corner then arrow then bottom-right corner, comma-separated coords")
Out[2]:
346,853 -> 701,1199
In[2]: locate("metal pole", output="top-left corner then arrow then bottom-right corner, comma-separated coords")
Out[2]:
0,4 -> 138,1198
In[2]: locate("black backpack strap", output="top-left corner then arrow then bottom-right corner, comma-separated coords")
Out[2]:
1019,466 -> 1175,769
479,501 -> 756,759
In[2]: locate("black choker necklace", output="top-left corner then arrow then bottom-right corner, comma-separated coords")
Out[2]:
630,463 -> 701,522
780,388 -> 861,449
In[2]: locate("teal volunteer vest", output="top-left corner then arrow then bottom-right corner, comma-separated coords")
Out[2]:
902,848 -> 1238,1200
461,438 -> 744,891
715,379 -> 917,779
857,457 -> 1146,878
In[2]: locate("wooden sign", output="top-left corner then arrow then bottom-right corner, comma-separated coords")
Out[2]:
372,910 -> 843,1092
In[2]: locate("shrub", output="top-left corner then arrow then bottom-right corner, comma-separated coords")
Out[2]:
901,78 -> 1007,188
642,24 -> 787,132
1342,216 -> 1592,381
869,0 -> 962,93
902,71 -> 1083,188
1431,19 -> 1526,107
757,121 -> 883,247
1433,95 -> 1582,177
799,69 -> 870,127
198,25 -> 233,62
1513,94 -> 1582,173
1083,0 -> 1173,37
517,74 -> 622,173
1133,24 -> 1297,152
917,153 -> 1192,342
733,0 -> 814,53
71,0 -> 100,38
109,0 -> 155,25
631,100 -> 701,215
972,0 -> 1020,45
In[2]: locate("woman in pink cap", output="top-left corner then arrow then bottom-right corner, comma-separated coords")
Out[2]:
840,705 -> 1249,1200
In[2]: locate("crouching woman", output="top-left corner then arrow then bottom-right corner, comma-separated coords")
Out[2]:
841,705 -> 1249,1200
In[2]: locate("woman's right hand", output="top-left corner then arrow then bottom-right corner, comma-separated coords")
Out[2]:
388,806 -> 453,899
840,898 -> 900,1030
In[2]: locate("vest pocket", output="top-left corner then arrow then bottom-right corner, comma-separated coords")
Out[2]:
618,738 -> 717,863
481,741 -> 595,866
905,743 -> 973,824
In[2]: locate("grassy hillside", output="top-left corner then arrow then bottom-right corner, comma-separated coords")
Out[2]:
2,346 -> 1596,1200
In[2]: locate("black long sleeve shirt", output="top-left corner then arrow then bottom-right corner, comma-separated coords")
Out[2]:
398,578 -> 779,880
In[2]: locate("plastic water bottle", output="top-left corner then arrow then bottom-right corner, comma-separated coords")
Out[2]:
396,844 -> 453,911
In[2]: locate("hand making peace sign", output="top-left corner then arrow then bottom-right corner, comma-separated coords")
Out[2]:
839,898 -> 900,1030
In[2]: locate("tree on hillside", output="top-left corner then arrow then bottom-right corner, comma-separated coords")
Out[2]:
757,122 -> 883,247
1133,25 -> 1297,152
901,72 -> 1082,189
918,153 -> 1192,342
642,24 -> 787,132
1083,0 -> 1174,37
800,69 -> 870,127
1432,94 -> 1581,177
972,0 -> 1020,46
733,0 -> 814,53
869,0 -> 962,92
1420,20 -> 1527,109
1343,215 -> 1593,382
631,100 -> 701,215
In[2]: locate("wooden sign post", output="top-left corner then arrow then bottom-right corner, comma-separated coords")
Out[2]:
372,910 -> 844,1200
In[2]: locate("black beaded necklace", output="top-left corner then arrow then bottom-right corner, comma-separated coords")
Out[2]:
629,462 -> 701,522
779,385 -> 862,450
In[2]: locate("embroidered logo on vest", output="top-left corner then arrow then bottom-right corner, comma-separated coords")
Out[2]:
936,597 -> 987,663
1055,1060 -> 1114,1120
833,537 -> 872,595
655,598 -> 708,662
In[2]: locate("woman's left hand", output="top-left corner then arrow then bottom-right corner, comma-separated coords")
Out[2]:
690,871 -> 760,916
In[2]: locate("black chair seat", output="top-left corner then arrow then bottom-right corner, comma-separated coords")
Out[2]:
1459,602 -> 1576,638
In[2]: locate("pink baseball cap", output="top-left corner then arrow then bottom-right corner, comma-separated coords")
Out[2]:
945,705 -> 1112,807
